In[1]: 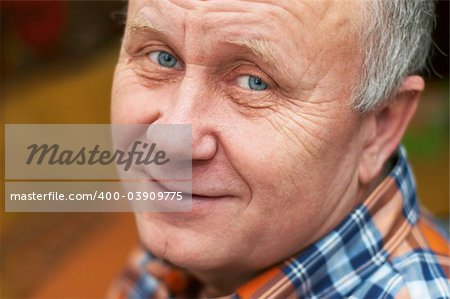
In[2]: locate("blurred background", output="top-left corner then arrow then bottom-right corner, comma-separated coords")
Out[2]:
0,1 -> 448,298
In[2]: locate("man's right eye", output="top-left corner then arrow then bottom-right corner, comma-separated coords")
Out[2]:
147,51 -> 181,69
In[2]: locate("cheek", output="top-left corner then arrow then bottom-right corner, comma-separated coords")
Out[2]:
231,108 -> 360,213
226,117 -> 321,194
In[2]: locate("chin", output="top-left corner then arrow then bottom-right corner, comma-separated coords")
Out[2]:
134,212 -> 242,271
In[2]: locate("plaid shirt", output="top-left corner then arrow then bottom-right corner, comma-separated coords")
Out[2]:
110,146 -> 450,299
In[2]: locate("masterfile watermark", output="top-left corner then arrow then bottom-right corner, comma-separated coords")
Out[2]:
5,124 -> 193,212
26,141 -> 170,171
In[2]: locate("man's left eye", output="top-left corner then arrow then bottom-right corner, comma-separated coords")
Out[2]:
148,51 -> 181,69
237,75 -> 269,91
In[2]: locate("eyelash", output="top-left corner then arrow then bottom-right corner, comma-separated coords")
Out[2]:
225,64 -> 273,92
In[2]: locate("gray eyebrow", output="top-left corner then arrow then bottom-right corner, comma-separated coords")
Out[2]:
225,39 -> 279,68
128,12 -> 164,35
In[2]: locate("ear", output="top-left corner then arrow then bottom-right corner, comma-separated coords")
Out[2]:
358,75 -> 424,185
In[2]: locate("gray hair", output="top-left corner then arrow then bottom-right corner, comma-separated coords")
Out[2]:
352,0 -> 436,112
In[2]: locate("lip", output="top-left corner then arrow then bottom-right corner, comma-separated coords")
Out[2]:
150,174 -> 230,199
154,180 -> 234,213
190,193 -> 228,201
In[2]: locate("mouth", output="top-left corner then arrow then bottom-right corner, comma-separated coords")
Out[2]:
147,175 -> 225,199
189,194 -> 229,203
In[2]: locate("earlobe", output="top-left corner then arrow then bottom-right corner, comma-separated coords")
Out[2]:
358,75 -> 424,186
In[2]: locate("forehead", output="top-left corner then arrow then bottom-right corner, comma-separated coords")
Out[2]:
126,0 -> 359,56
126,0 -> 358,38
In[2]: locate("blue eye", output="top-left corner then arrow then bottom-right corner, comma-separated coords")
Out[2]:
237,75 -> 268,91
148,51 -> 180,68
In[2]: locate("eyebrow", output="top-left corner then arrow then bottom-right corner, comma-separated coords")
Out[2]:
128,13 -> 164,35
225,39 -> 278,66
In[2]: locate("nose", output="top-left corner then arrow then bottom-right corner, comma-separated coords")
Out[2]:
148,69 -> 218,162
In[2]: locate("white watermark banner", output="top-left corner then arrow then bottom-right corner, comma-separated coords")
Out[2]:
5,124 -> 192,212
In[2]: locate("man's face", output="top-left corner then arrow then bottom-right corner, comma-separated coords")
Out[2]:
112,0 -> 366,275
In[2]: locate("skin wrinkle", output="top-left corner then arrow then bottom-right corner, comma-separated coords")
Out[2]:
170,0 -> 307,28
263,107 -> 327,171
129,54 -> 182,85
275,102 -> 327,137
274,120 -> 321,161
239,0 -> 307,27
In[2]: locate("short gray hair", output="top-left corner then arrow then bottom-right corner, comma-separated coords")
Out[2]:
352,0 -> 436,112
